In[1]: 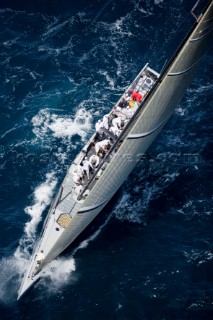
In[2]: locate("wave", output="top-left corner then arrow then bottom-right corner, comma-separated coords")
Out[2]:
174,107 -> 187,117
0,8 -> 11,12
0,83 -> 97,304
35,210 -> 112,298
73,212 -> 112,253
187,83 -> 213,95
36,257 -> 76,296
32,107 -> 92,142
2,36 -> 21,48
114,168 -> 180,223
133,2 -> 154,17
184,249 -> 213,267
113,190 -> 151,224
113,189 -> 152,224
110,13 -> 134,38
154,0 -> 164,6
24,172 -> 57,241
98,70 -> 117,91
0,255 -> 25,305
17,171 -> 57,258
1,126 -> 20,139
42,18 -> 68,39
0,168 -> 112,302
0,172 -> 57,304
177,196 -> 212,221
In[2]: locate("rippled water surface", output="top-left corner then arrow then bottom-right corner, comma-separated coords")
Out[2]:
0,0 -> 212,319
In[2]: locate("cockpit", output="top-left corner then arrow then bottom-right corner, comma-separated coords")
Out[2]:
69,64 -> 160,202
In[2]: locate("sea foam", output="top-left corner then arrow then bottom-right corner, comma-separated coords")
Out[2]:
36,208 -> 112,297
24,172 -> 57,241
32,108 -> 92,141
0,172 -> 57,303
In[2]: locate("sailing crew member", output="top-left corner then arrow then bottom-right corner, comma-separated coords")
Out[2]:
89,155 -> 99,168
95,139 -> 110,156
130,89 -> 143,102
72,172 -> 82,185
124,92 -> 131,102
72,164 -> 84,184
112,116 -> 123,129
95,119 -> 104,138
82,157 -> 94,180
74,184 -> 83,197
123,106 -> 133,119
110,125 -> 121,137
112,106 -> 128,120
95,119 -> 103,132
102,114 -> 109,129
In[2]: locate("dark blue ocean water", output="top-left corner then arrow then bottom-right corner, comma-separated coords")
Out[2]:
0,0 -> 212,319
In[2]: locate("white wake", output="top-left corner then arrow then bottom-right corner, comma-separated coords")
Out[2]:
32,108 -> 92,141
0,172 -> 57,304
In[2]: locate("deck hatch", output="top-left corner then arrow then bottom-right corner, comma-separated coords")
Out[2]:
56,213 -> 72,228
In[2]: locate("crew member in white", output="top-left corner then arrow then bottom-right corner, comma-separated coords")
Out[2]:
95,139 -> 110,155
76,164 -> 84,177
123,106 -> 133,119
89,155 -> 99,168
72,164 -> 84,184
112,116 -> 122,129
95,119 -> 104,138
102,114 -> 109,129
110,125 -> 121,137
74,184 -> 83,196
82,157 -> 94,180
95,119 -> 103,132
72,172 -> 81,185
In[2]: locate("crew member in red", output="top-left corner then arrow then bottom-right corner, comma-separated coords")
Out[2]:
130,89 -> 143,102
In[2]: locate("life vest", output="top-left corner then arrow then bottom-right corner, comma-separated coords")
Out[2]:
129,100 -> 135,107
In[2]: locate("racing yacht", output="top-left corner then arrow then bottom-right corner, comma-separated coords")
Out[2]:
18,0 -> 213,299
